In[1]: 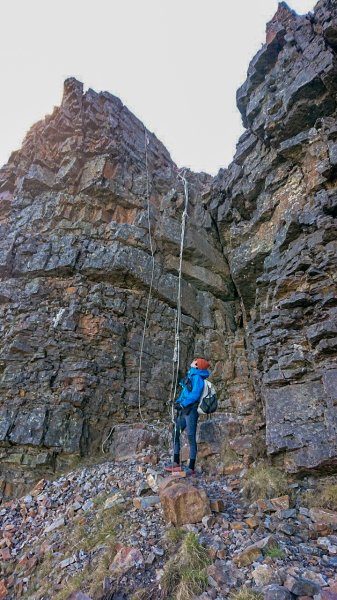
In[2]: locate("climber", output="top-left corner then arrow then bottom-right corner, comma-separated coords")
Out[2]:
165,357 -> 210,476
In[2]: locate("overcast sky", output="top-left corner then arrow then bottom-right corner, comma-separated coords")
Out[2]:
1,0 -> 316,175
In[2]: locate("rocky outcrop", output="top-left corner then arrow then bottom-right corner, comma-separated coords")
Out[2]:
210,0 -> 337,473
1,0 -> 337,492
0,79 -> 252,495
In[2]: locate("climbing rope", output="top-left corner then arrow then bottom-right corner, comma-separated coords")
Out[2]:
103,139 -> 189,455
101,425 -> 115,454
137,127 -> 156,424
168,169 -> 189,423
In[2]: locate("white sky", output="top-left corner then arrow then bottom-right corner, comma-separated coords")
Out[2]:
1,0 -> 316,175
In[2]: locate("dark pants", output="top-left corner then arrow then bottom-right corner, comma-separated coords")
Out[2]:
173,403 -> 199,461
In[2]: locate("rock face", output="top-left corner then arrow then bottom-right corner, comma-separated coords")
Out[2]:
1,0 -> 337,493
0,79 -> 247,495
210,0 -> 337,473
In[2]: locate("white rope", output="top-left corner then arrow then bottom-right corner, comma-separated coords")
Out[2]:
168,169 -> 189,422
101,425 -> 115,454
137,127 -> 156,424
104,152 -> 187,457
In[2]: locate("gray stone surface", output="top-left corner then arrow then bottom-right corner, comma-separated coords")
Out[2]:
0,77 -> 244,492
211,0 -> 337,474
1,0 -> 337,490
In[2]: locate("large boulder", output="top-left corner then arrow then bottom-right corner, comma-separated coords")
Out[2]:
159,480 -> 211,525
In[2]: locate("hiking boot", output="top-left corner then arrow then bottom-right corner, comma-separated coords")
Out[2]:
183,467 -> 196,476
164,462 -> 182,472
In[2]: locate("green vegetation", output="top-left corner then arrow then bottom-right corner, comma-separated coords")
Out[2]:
230,586 -> 263,600
264,546 -> 286,559
161,532 -> 210,600
165,526 -> 187,545
243,464 -> 288,501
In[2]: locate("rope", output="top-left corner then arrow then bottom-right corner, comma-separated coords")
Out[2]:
101,425 -> 115,454
168,170 -> 189,426
137,127 -> 156,424
104,153 -> 189,456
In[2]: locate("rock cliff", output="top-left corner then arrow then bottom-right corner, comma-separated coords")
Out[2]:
211,0 -> 337,473
0,79 -> 251,495
1,0 -> 337,495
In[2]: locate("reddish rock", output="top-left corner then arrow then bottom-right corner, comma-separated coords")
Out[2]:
159,481 -> 211,525
109,546 -> 144,574
31,479 -> 46,496
245,516 -> 259,528
222,463 -> 244,476
233,535 -> 278,567
233,544 -> 262,567
270,495 -> 290,511
0,547 -> 11,561
309,508 -> 337,526
0,581 -> 8,600
230,521 -> 245,530
140,453 -> 159,465
210,498 -> 225,512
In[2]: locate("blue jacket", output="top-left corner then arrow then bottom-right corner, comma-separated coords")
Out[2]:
176,367 -> 210,408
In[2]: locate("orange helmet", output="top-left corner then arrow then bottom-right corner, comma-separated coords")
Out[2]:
191,357 -> 210,370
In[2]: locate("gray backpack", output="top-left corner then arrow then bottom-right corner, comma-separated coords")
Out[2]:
198,380 -> 217,414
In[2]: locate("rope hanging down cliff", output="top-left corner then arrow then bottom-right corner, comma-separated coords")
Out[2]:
168,170 -> 189,422
86,136 -> 189,451
136,127 -> 190,424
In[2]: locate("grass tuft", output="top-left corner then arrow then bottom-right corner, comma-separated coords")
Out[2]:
131,589 -> 149,600
165,526 -> 187,545
243,464 -> 288,501
161,532 -> 210,600
264,546 -> 286,560
22,501 -> 134,599
230,586 -> 263,600
303,483 -> 337,511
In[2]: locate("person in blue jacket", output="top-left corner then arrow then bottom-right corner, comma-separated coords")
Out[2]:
165,357 -> 210,475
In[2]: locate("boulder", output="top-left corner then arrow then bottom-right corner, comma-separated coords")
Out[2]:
309,508 -> 337,526
233,535 -> 278,567
263,585 -> 293,600
159,481 -> 211,525
109,425 -> 159,460
284,575 -> 320,597
109,545 -> 144,574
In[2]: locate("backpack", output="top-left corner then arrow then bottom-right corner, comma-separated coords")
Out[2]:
198,380 -> 217,415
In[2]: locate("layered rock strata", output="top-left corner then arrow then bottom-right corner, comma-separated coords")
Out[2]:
0,79 -> 252,495
1,0 -> 337,494
210,0 -> 337,473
